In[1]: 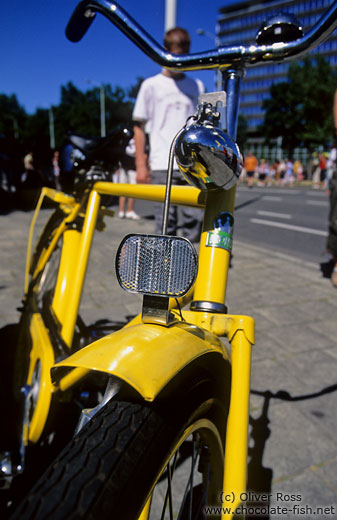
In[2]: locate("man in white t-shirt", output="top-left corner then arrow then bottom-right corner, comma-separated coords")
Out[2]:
132,27 -> 205,242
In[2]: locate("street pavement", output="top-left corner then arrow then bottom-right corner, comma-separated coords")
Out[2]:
0,204 -> 336,518
234,185 -> 330,265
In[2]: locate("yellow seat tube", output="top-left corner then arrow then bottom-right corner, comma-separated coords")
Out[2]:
193,186 -> 236,307
222,318 -> 254,519
60,190 -> 101,347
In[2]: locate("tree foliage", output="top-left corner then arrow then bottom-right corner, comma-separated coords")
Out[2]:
0,80 -> 140,171
237,114 -> 249,150
261,56 -> 337,151
0,94 -> 27,140
53,81 -> 134,147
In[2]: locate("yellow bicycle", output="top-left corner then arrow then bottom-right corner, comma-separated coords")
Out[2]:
5,1 -> 337,518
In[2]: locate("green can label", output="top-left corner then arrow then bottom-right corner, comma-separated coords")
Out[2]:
206,230 -> 233,252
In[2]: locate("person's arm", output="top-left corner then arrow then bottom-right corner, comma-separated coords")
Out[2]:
134,123 -> 150,183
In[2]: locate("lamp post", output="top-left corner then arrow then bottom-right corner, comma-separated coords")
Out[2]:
99,84 -> 106,137
49,107 -> 56,149
165,0 -> 177,31
87,80 -> 106,137
196,28 -> 223,91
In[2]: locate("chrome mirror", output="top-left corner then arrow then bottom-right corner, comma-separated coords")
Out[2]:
174,100 -> 242,191
256,12 -> 303,45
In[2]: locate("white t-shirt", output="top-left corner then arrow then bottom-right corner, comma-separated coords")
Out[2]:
133,72 -> 204,171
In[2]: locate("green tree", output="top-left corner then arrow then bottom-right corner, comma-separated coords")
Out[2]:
237,114 -> 249,150
53,81 -> 134,146
261,56 -> 337,152
127,76 -> 144,101
104,84 -> 133,128
0,94 -> 27,140
0,78 -> 147,168
24,108 -> 51,168
54,82 -> 97,143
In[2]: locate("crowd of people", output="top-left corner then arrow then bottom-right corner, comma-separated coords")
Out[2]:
241,148 -> 336,190
0,145 -> 71,211
242,143 -> 337,288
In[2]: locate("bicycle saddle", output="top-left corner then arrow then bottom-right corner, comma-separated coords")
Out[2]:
68,126 -> 133,159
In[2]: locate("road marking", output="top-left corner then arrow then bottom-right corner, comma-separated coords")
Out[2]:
250,218 -> 328,236
239,187 -> 300,195
262,196 -> 282,201
306,190 -> 326,196
306,200 -> 329,207
257,210 -> 292,219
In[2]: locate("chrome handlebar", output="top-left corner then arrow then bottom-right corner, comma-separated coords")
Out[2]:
66,0 -> 337,70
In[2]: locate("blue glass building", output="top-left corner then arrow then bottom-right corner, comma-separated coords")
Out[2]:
217,0 -> 337,131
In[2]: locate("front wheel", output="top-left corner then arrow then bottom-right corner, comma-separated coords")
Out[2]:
10,394 -> 226,519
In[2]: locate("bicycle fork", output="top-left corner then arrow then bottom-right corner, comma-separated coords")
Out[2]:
183,181 -> 255,518
190,67 -> 254,517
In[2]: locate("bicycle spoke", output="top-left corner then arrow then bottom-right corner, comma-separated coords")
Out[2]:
167,459 -> 173,520
160,451 -> 179,520
188,440 -> 197,519
36,242 -> 61,308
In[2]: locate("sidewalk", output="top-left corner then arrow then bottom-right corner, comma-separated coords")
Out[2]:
0,208 -> 336,517
227,240 -> 337,517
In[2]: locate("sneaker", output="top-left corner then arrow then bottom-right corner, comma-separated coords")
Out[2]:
118,211 -> 125,219
331,270 -> 337,288
125,210 -> 140,220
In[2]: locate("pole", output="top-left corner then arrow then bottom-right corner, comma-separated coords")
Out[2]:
12,118 -> 19,140
197,28 -> 222,91
165,0 -> 177,31
215,22 -> 223,91
87,80 -> 106,137
49,107 -> 55,149
100,84 -> 106,137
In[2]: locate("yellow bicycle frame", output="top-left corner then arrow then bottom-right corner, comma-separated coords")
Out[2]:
25,182 -> 254,519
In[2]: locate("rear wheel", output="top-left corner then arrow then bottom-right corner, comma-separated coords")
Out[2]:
14,209 -> 67,393
10,394 -> 225,519
3,210 -> 75,511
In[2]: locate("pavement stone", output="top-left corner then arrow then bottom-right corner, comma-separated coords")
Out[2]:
0,206 -> 336,516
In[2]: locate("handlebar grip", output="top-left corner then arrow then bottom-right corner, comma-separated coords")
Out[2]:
65,1 -> 96,42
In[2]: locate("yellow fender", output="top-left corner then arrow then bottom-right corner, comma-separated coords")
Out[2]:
26,313 -> 55,444
52,322 -> 230,402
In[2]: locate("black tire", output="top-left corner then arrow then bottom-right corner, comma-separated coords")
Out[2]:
10,392 -> 225,519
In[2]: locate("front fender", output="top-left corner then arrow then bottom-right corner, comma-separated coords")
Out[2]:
52,322 -> 229,401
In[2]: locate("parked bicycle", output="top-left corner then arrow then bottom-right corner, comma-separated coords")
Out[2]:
2,1 -> 337,518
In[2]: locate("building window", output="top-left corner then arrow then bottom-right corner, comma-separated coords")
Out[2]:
217,0 -> 336,130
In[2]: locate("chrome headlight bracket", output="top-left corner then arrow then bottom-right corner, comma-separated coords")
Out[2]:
142,294 -> 175,326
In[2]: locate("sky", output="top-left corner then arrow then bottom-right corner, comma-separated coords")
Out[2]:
2,0 -> 235,115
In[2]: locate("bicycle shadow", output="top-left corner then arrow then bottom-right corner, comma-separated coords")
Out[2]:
319,258 -> 335,279
247,384 -> 337,519
246,390 -> 273,520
